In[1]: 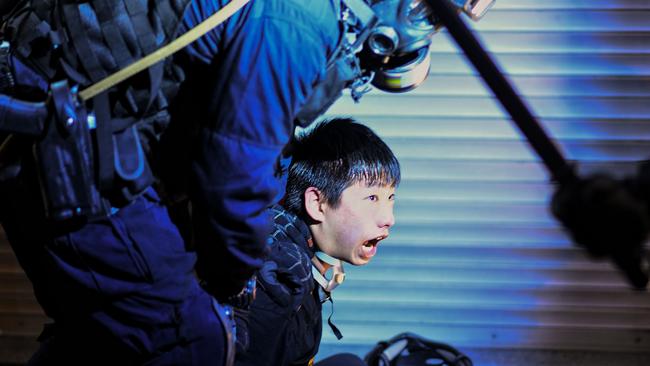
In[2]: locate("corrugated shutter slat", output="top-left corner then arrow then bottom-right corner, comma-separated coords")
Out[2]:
321,0 -> 650,356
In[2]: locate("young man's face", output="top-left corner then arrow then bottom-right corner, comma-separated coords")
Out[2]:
314,181 -> 396,266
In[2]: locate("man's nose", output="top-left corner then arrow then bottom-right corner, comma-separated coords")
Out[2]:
378,205 -> 395,229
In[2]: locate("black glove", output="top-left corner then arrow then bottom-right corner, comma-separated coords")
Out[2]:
200,273 -> 251,303
551,173 -> 649,289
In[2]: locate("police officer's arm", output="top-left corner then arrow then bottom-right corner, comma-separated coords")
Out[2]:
184,0 -> 335,300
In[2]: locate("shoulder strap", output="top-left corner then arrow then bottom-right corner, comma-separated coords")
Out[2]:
79,0 -> 251,100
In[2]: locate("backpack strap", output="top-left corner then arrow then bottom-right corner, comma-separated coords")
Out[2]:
79,0 -> 252,100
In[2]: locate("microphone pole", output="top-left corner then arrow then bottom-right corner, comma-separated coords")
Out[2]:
424,0 -> 577,185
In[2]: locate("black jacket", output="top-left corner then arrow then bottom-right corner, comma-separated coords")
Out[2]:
235,205 -> 322,366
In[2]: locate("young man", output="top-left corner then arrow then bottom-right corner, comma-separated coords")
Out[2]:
235,118 -> 401,366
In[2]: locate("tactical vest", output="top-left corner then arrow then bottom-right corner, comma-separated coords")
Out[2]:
0,0 -> 192,221
0,0 -> 376,222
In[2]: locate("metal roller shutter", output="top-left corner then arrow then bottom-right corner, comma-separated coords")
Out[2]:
319,0 -> 650,360
1,0 -> 649,364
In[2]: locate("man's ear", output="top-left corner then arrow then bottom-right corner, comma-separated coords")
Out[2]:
304,187 -> 325,222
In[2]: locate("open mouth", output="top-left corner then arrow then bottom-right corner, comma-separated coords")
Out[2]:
361,235 -> 387,259
363,237 -> 380,248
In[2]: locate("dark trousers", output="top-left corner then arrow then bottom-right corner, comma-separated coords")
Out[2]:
1,180 -> 230,365
27,287 -> 228,366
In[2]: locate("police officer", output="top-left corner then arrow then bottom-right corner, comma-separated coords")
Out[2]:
0,0 -> 343,364
0,0 -> 490,365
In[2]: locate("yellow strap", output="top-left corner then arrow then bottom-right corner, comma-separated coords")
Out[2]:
78,0 -> 251,101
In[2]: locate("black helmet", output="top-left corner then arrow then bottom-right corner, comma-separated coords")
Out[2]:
364,332 -> 473,366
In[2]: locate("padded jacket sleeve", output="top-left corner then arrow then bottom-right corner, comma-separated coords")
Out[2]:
181,0 -> 340,299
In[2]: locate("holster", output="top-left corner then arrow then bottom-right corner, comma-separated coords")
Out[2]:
0,80 -> 161,223
32,80 -> 107,221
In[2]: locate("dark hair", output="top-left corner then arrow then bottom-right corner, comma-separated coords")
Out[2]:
284,118 -> 400,215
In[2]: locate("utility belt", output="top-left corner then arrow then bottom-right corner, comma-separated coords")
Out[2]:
0,43 -> 158,223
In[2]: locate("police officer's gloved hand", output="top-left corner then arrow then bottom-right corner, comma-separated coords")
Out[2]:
551,173 -> 650,290
199,267 -> 254,303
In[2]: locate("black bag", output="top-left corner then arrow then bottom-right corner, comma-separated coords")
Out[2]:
364,333 -> 473,366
